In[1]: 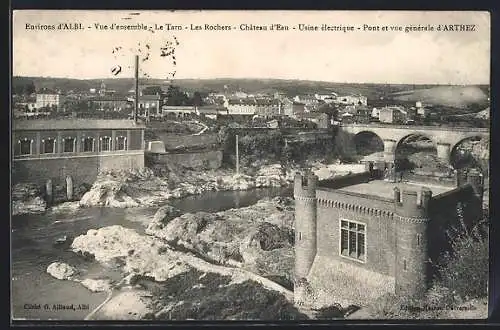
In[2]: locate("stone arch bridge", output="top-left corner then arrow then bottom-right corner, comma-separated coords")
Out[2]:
341,124 -> 489,165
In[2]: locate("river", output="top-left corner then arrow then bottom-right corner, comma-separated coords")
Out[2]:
11,186 -> 292,320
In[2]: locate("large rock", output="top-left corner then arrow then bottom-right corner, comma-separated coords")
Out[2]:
12,183 -> 42,200
71,225 -> 192,282
146,198 -> 296,280
46,262 -> 78,280
12,183 -> 47,216
80,278 -> 112,292
12,197 -> 47,216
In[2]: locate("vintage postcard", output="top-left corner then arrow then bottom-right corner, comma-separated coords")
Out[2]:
11,10 -> 490,321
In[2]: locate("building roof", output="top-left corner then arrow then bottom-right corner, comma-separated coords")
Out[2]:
336,180 -> 454,200
14,119 -> 146,131
90,96 -> 130,101
139,95 -> 162,101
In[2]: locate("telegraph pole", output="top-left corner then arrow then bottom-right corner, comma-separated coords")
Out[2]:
235,134 -> 239,174
134,55 -> 139,123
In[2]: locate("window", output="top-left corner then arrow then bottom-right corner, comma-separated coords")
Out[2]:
116,136 -> 126,151
100,136 -> 111,151
82,137 -> 95,152
41,138 -> 56,154
403,259 -> 407,271
340,219 -> 366,262
416,234 -> 421,246
63,137 -> 76,153
18,138 -> 32,155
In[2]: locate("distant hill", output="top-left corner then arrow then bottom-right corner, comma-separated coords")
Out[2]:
13,76 -> 489,110
388,86 -> 489,109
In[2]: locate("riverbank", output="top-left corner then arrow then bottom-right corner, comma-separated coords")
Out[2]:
12,160 -> 367,215
67,222 -> 304,320
40,193 -> 319,320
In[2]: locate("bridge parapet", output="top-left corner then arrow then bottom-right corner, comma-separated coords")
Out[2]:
341,123 -> 489,133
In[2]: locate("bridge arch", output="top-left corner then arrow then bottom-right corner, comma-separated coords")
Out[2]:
353,131 -> 384,156
394,133 -> 438,172
450,135 -> 488,173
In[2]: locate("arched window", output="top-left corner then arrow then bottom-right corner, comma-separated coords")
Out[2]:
100,136 -> 112,151
82,137 -> 95,152
116,136 -> 127,151
62,137 -> 76,153
18,138 -> 33,156
41,137 -> 56,154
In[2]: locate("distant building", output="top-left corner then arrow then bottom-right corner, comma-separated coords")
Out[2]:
161,105 -> 196,117
274,92 -> 287,100
379,106 -> 406,124
315,92 -> 337,102
137,95 -> 162,117
36,93 -> 66,111
335,94 -> 368,106
226,99 -> 281,116
354,107 -> 371,124
196,105 -> 226,119
90,96 -> 131,112
299,112 -> 330,129
340,112 -> 354,124
293,95 -> 320,106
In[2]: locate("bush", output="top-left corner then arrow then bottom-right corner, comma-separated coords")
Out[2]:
436,220 -> 489,300
314,304 -> 345,319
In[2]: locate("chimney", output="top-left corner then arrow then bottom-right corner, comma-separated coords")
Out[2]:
134,55 -> 139,123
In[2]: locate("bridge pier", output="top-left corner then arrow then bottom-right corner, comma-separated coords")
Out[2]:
436,143 -> 451,165
383,139 -> 397,163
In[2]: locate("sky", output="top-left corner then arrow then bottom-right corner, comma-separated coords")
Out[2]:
12,10 -> 491,85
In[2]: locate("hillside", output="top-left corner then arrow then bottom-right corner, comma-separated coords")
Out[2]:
13,76 -> 489,110
389,86 -> 489,109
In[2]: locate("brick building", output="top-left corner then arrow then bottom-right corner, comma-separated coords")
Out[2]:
12,119 -> 145,190
293,166 -> 484,307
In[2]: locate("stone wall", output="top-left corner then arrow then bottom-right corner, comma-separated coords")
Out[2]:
315,193 -> 397,278
12,152 -> 145,188
145,150 -> 223,170
301,256 -> 396,308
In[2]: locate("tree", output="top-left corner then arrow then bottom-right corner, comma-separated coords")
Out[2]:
25,81 -> 36,95
165,85 -> 190,106
191,91 -> 204,107
143,85 -> 163,96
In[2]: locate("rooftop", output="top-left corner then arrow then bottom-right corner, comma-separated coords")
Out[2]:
334,180 -> 454,200
14,119 -> 146,131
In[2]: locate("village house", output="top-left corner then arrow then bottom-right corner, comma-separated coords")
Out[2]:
161,105 -> 197,117
36,92 -> 66,111
89,95 -> 131,112
335,94 -> 368,106
293,94 -> 321,106
225,98 -> 282,116
378,106 -> 407,124
196,105 -> 227,120
354,106 -> 372,124
297,112 -> 330,129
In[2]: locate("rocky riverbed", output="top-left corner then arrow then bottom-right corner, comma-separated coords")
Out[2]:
55,204 -> 306,320
77,162 -> 365,209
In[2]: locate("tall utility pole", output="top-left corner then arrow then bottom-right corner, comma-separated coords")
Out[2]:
235,134 -> 239,175
134,55 -> 139,123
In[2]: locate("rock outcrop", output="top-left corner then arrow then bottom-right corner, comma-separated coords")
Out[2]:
12,183 -> 47,216
80,278 -> 113,292
46,262 -> 78,280
146,197 -> 295,281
